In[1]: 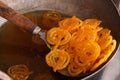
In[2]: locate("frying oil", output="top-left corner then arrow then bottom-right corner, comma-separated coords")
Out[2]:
0,10 -> 64,80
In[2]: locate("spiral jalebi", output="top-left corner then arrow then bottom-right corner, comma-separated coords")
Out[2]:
46,16 -> 117,76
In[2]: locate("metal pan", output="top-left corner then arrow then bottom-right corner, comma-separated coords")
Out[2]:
0,0 -> 120,80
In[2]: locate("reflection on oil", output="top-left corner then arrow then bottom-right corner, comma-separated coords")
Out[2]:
33,73 -> 54,80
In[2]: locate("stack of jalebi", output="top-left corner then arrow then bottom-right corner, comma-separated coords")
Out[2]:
45,16 -> 117,76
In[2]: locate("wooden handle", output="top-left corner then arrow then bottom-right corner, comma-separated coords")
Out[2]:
0,1 -> 37,32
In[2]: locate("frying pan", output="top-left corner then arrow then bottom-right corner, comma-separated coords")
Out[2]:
0,0 -> 120,80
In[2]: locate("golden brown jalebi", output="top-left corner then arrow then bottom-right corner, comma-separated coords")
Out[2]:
41,11 -> 63,28
90,40 -> 116,71
98,35 -> 112,50
98,28 -> 111,37
59,16 -> 83,33
46,49 -> 70,72
82,19 -> 101,28
97,29 -> 112,50
7,64 -> 33,80
69,25 -> 98,43
67,58 -> 93,76
45,16 -> 117,76
75,42 -> 100,63
101,40 -> 117,59
67,62 -> 83,76
47,27 -> 71,45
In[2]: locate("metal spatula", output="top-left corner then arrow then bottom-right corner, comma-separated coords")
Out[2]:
0,1 -> 51,49
0,70 -> 13,80
111,0 -> 120,16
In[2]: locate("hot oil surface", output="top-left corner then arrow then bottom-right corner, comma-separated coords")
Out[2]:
0,10 -> 64,80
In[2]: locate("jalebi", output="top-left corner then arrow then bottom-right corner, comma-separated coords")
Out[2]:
59,16 -> 83,33
45,16 -> 117,76
90,40 -> 116,71
67,62 -> 83,76
82,19 -> 101,28
7,64 -> 33,80
41,11 -> 63,28
46,49 -> 70,72
47,27 -> 71,45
